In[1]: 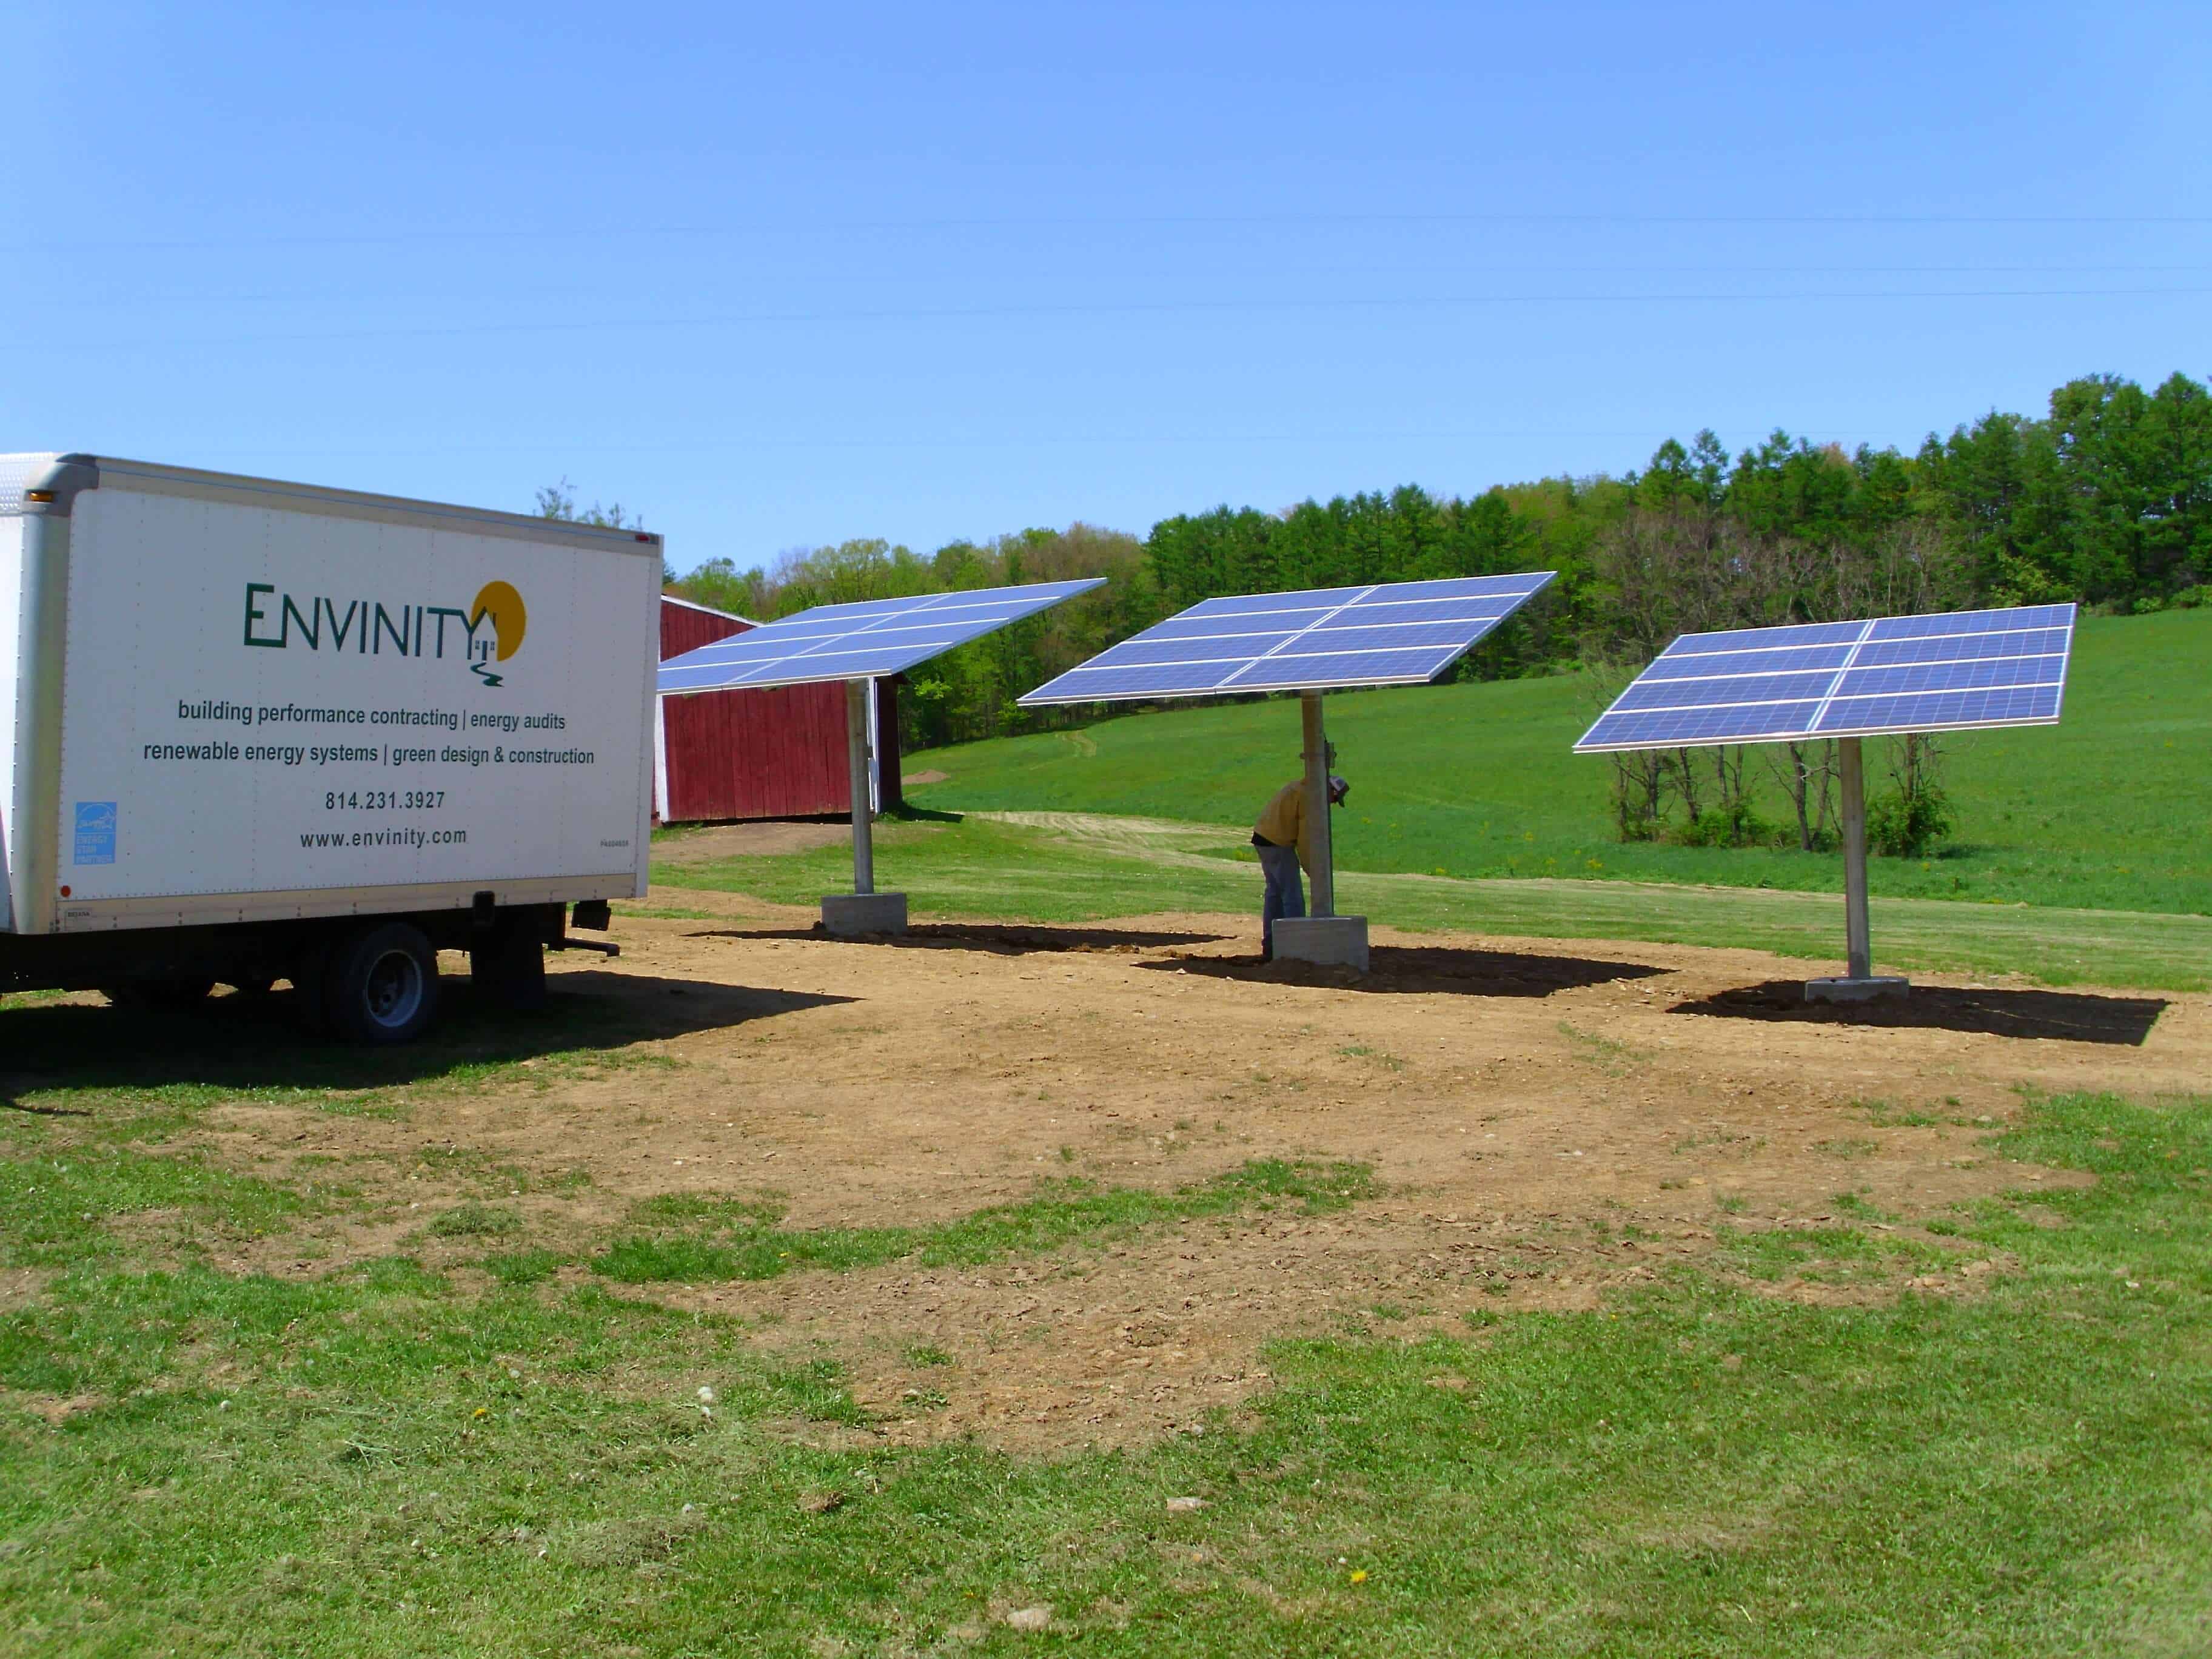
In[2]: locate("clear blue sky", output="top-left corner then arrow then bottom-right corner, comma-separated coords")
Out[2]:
4,2 -> 2205,575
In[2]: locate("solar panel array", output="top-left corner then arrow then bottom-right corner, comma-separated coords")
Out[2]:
1574,603 -> 2077,752
1016,572 -> 1557,706
656,579 -> 1104,694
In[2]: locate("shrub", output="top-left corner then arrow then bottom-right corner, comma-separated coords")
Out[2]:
1677,800 -> 1779,848
1865,781 -> 1954,857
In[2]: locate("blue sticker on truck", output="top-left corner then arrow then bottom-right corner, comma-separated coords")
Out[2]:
73,802 -> 118,865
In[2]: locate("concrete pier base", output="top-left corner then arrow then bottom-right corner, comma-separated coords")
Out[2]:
1805,974 -> 1909,1004
1273,915 -> 1369,973
821,892 -> 908,937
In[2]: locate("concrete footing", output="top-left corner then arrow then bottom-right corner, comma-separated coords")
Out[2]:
1273,914 -> 1370,973
821,892 -> 908,937
1805,974 -> 1910,1004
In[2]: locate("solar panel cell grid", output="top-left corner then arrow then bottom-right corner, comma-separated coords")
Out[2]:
1667,620 -> 1870,652
1640,644 -> 1858,680
657,578 -> 1104,694
1145,610 -> 1333,638
1868,603 -> 2075,638
1017,571 -> 1557,705
1836,654 -> 2064,697
1573,603 -> 2077,751
1312,597 -> 1524,627
1851,629 -> 2068,667
1817,685 -> 2063,732
1102,637 -> 1259,667
1187,589 -> 1370,616
1613,671 -> 1840,711
1581,702 -> 1829,748
1232,648 -> 1467,686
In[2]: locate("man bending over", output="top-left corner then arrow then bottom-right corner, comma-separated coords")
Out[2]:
1251,773 -> 1348,959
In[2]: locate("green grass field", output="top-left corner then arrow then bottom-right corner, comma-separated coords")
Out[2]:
902,608 -> 2212,918
6,1051 -> 2210,1654
9,610 -> 2208,1654
655,812 -> 2212,990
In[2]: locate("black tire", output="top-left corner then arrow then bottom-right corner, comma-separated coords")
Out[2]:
469,925 -> 548,1013
101,979 -> 215,1013
323,922 -> 440,1045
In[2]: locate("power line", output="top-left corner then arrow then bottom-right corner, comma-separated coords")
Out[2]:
25,263 -> 2212,311
152,428 -> 1708,461
8,210 -> 2212,256
27,284 -> 2210,354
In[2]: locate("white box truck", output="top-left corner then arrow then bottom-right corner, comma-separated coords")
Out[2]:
1,453 -> 659,1042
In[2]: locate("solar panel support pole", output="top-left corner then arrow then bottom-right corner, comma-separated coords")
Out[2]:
1808,736 -> 1907,1002
847,679 -> 874,895
1272,692 -> 1370,973
1302,692 -> 1334,918
821,677 -> 908,937
1840,736 -> 1870,977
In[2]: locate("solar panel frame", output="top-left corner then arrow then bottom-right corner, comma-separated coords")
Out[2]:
655,578 -> 1105,694
1573,603 -> 2077,752
1016,571 -> 1557,705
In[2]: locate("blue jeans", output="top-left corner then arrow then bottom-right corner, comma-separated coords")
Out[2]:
1256,841 -> 1305,957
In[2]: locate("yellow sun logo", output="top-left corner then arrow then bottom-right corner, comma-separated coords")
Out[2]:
469,581 -> 528,661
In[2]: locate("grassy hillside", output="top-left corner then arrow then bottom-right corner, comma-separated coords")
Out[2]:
907,609 -> 2212,918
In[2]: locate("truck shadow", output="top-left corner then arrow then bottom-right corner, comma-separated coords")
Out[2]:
700,923 -> 1232,957
1138,945 -> 1667,998
1668,979 -> 2168,1046
0,971 -> 854,1101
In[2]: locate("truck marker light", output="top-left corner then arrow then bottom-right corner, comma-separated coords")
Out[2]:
58,885 -> 70,897
27,490 -> 54,502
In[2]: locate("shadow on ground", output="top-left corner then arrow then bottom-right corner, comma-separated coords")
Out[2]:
1139,944 -> 1667,998
1670,980 -> 2168,1046
0,971 -> 854,1103
699,923 -> 1231,956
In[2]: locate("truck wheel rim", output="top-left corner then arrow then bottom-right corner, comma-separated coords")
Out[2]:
364,950 -> 424,1028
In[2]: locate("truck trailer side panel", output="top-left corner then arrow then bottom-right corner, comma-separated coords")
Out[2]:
5,455 -> 657,937
0,511 -> 20,933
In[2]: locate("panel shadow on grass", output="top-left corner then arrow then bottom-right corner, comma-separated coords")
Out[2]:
1670,980 -> 2168,1046
1138,945 -> 1667,998
699,923 -> 1232,956
0,970 -> 855,1101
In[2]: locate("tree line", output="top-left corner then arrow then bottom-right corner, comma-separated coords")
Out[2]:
626,367 -> 2207,842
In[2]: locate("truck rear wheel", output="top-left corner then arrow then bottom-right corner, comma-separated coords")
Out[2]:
323,923 -> 439,1044
469,925 -> 548,1012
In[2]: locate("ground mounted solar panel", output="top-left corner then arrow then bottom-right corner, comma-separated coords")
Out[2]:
1010,572 -> 1558,972
657,579 -> 1104,695
1016,572 -> 1557,706
654,578 -> 1102,937
1572,602 -> 2079,1002
1573,604 -> 2076,752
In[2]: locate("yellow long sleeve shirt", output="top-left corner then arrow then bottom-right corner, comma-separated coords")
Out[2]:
1253,779 -> 1316,873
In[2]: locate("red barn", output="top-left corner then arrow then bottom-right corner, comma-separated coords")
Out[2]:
654,595 -> 902,823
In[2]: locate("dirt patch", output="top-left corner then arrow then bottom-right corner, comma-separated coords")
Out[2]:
0,1267 -> 54,1315
12,1393 -> 102,1427
699,921 -> 1235,956
101,899 -> 2207,1455
1149,942 -> 1667,998
1672,979 -> 2170,1046
654,820 -> 849,862
903,769 -> 949,787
